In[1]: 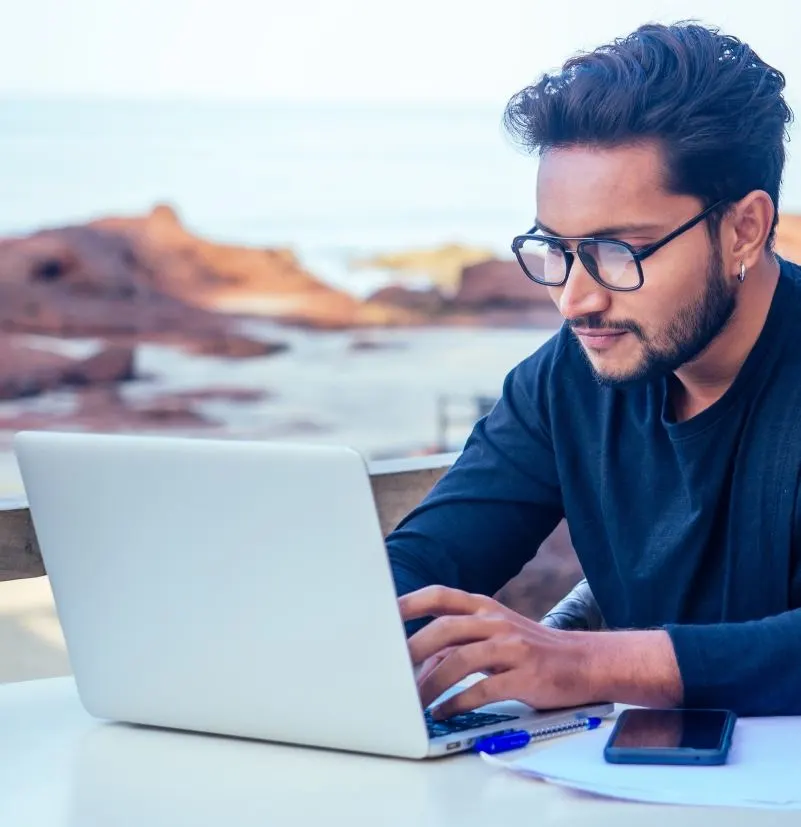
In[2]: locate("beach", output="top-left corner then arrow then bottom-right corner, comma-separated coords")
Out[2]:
0,325 -> 554,495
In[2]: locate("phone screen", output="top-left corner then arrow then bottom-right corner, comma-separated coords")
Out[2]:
608,709 -> 730,751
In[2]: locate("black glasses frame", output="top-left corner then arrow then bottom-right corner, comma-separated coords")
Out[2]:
511,199 -> 729,292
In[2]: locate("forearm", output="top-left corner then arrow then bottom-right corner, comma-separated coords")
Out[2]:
387,482 -> 562,636
578,629 -> 684,708
387,355 -> 564,619
388,529 -> 463,599
388,516 -> 542,638
575,609 -> 801,716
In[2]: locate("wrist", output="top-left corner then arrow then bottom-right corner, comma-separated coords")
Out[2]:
577,629 -> 684,707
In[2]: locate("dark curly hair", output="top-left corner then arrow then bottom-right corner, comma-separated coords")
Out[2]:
504,22 -> 794,245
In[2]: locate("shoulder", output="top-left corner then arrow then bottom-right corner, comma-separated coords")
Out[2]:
777,256 -> 801,307
779,255 -> 801,283
764,257 -> 801,369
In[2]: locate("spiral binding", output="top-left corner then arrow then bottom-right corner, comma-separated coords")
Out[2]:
531,719 -> 592,740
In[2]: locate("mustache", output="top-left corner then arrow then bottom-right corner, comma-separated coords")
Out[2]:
568,316 -> 644,338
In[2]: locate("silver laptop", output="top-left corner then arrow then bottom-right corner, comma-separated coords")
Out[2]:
14,430 -> 612,759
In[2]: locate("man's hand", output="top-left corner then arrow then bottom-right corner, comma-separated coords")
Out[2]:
399,585 -> 683,718
400,585 -> 593,717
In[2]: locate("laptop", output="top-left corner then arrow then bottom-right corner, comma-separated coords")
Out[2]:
14,430 -> 613,759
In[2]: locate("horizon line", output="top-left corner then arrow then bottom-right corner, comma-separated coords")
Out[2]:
0,91 -> 510,109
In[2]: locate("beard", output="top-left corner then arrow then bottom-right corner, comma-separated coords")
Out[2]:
571,242 -> 737,387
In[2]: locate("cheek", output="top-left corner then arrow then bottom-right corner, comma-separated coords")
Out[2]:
635,265 -> 695,322
546,286 -> 562,306
638,239 -> 712,310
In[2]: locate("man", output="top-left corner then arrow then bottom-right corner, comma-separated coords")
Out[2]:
386,21 -> 801,720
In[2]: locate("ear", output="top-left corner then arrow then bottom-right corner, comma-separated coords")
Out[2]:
722,190 -> 775,271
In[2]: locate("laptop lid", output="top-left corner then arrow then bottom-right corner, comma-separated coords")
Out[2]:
14,431 -> 430,758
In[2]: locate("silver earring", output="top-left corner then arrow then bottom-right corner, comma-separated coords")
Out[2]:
738,262 -> 747,283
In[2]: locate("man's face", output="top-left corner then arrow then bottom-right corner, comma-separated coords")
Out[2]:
536,143 -> 737,385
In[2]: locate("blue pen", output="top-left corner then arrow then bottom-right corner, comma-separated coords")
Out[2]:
472,716 -> 603,755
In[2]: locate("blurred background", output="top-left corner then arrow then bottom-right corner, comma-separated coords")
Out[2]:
0,0 -> 798,493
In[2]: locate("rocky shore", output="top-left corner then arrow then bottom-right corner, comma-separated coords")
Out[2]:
0,206 -> 559,431
368,257 -> 563,328
0,205 -> 798,434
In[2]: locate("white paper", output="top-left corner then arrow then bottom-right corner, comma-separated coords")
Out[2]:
486,716 -> 801,810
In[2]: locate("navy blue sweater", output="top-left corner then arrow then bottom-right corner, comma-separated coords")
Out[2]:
387,257 -> 801,716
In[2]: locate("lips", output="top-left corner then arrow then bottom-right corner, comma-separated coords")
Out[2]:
573,329 -> 629,351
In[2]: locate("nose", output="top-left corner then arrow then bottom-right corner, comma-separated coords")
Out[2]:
554,257 -> 611,322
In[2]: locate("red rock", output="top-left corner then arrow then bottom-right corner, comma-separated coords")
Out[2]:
368,285 -> 446,314
177,334 -> 288,359
365,258 -> 564,327
349,336 -> 407,352
0,235 -> 283,355
0,382 -> 273,432
72,387 -> 212,429
128,399 -> 212,427
164,387 -> 269,403
0,341 -> 135,401
92,205 -> 418,327
61,345 -> 135,387
0,205 -> 418,352
451,257 -> 553,309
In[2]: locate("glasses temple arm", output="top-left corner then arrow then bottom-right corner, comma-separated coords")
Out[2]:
635,200 -> 727,261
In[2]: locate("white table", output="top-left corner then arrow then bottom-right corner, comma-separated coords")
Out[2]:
0,678 -> 791,826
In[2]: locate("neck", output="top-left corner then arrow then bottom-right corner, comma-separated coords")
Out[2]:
671,255 -> 781,422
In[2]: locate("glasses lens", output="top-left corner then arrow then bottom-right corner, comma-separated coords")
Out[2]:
580,241 -> 640,289
517,238 -> 567,285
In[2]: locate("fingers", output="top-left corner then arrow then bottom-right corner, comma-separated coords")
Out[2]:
408,613 -> 508,666
431,673 -> 514,720
419,639 -> 514,710
415,647 -> 453,686
399,585 -> 489,623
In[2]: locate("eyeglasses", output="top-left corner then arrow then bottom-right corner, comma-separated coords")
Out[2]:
511,200 -> 728,292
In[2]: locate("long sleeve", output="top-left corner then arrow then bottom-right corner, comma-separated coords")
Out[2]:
386,347 -> 565,632
667,611 -> 801,715
666,484 -> 801,716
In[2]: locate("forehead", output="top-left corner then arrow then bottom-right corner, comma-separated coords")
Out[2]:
536,143 -> 672,235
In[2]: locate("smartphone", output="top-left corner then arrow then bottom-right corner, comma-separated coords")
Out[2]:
603,708 -> 737,766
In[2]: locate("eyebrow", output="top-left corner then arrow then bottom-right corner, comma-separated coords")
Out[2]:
533,219 -> 665,238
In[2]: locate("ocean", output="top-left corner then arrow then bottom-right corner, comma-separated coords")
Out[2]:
0,98 -> 548,295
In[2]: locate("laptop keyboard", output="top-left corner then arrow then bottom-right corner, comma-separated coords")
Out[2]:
425,709 -> 520,739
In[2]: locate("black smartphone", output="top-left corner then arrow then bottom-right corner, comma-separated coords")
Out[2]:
603,708 -> 737,766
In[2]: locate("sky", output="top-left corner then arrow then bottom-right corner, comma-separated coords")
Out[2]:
0,0 -> 799,107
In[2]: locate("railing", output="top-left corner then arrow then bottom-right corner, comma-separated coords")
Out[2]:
0,455 -> 458,582
0,496 -> 41,582
0,453 -> 582,620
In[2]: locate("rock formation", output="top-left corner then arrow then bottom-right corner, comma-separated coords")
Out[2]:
353,244 -> 496,291
0,205 -> 421,412
0,341 -> 135,401
368,254 -> 563,327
